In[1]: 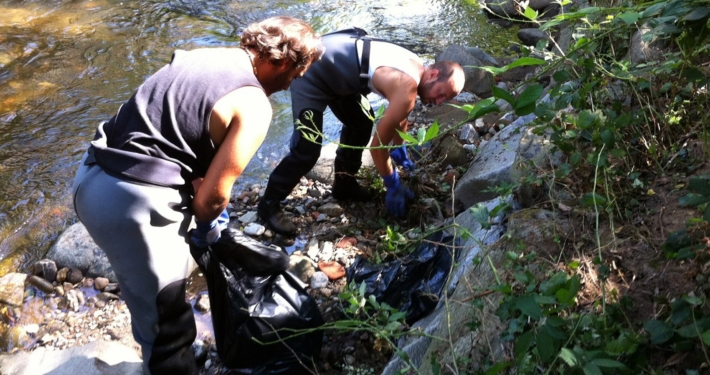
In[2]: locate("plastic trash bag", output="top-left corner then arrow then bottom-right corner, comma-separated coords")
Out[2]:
346,230 -> 460,325
190,228 -> 324,374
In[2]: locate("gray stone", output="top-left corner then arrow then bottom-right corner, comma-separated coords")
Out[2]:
436,135 -> 468,167
518,28 -> 550,47
484,0 -> 517,18
46,222 -> 117,282
0,273 -> 27,307
436,45 -> 494,97
629,26 -> 668,64
0,339 -> 142,375
316,213 -> 328,223
309,272 -> 329,289
464,47 -> 499,66
458,123 -> 479,144
237,211 -> 258,224
244,223 -> 266,236
317,203 -> 344,217
454,110 -> 556,208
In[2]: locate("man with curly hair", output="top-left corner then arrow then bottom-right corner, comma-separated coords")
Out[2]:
72,16 -> 322,374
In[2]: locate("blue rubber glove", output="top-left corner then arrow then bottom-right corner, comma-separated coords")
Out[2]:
190,219 -> 221,248
190,208 -> 229,247
217,208 -> 230,229
383,170 -> 415,217
390,145 -> 415,171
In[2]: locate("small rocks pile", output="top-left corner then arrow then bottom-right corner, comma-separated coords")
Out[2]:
0,260 -> 136,357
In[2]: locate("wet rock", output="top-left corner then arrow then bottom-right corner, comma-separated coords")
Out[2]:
103,283 -> 120,294
32,259 -> 57,283
66,268 -> 84,285
46,222 -> 116,282
96,292 -> 120,302
63,289 -> 85,312
27,275 -> 55,294
0,273 -> 27,307
82,278 -> 94,288
94,277 -> 109,291
56,268 -> 68,284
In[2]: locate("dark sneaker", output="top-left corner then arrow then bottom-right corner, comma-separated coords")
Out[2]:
257,199 -> 297,237
332,177 -> 373,202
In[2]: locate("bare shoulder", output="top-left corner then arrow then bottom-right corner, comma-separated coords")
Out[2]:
210,86 -> 272,145
372,66 -> 418,98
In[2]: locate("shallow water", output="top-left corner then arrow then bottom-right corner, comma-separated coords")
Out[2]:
0,0 -> 516,272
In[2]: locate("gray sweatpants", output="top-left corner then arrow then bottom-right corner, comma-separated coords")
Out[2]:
72,152 -> 198,374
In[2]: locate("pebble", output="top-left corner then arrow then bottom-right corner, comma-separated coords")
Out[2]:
309,272 -> 329,289
94,277 -> 109,291
27,275 -> 55,294
244,222 -> 266,236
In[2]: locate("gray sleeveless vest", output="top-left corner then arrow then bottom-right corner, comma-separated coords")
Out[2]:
88,48 -> 262,189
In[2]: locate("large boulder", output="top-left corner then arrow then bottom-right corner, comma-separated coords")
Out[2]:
436,45 -> 495,97
0,273 -> 27,307
46,223 -> 116,283
0,339 -> 142,375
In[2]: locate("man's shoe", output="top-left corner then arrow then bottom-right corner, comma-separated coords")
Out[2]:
257,199 -> 297,237
332,176 -> 373,202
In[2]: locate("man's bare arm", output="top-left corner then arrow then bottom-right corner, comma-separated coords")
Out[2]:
192,86 -> 272,221
369,67 -> 418,177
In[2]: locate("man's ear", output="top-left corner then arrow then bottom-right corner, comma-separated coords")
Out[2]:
426,67 -> 439,82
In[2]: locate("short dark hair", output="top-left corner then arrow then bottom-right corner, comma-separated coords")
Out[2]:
241,16 -> 324,68
431,61 -> 463,83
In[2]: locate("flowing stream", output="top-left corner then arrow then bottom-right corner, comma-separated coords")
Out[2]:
0,0 -> 516,273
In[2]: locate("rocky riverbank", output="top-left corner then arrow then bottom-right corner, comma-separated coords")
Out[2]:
0,40 -> 549,374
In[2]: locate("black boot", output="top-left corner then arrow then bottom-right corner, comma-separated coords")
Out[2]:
258,199 -> 297,237
331,159 -> 372,202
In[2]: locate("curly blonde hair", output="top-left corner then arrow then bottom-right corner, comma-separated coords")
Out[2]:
241,16 -> 323,68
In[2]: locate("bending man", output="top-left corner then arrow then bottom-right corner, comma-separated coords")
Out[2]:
258,28 -> 465,236
72,17 -> 322,375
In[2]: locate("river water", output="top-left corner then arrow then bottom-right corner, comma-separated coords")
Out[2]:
0,0 -> 515,273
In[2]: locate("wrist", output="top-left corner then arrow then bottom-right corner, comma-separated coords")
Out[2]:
195,219 -> 218,232
382,169 -> 400,189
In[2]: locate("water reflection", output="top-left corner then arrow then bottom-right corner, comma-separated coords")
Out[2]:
0,0 -> 516,271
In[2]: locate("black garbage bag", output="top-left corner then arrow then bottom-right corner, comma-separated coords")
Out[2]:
346,230 -> 460,325
190,228 -> 324,374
